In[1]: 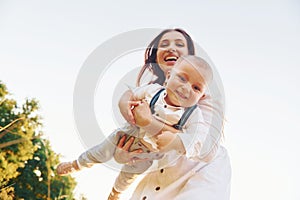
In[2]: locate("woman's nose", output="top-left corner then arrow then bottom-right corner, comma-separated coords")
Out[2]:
167,44 -> 176,52
168,48 -> 176,52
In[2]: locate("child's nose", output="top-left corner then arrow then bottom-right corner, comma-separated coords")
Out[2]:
181,82 -> 192,93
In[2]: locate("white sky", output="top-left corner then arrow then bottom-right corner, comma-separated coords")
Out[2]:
1,0 -> 300,199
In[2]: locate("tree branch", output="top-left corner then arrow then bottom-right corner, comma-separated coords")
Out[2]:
0,98 -> 5,106
0,117 -> 24,139
0,135 -> 40,149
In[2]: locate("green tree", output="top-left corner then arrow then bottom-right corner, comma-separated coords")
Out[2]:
10,139 -> 76,200
0,82 -> 38,193
0,81 -> 77,199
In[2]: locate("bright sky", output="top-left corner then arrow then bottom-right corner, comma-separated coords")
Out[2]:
1,1 -> 300,199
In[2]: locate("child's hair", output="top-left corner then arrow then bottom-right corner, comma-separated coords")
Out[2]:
137,28 -> 195,86
176,55 -> 213,84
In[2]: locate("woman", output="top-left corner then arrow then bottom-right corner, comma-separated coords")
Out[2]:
116,28 -> 231,200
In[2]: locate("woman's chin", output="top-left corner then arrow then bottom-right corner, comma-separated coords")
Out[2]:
165,60 -> 176,66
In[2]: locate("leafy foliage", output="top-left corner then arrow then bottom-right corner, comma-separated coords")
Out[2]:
10,139 -> 77,200
0,81 -> 77,199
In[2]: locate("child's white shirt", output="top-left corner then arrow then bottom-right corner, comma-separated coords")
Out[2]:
132,83 -> 209,161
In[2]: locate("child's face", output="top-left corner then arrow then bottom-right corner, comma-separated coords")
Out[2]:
164,60 -> 207,108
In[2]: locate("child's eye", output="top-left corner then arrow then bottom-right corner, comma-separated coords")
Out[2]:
193,85 -> 201,92
178,75 -> 186,82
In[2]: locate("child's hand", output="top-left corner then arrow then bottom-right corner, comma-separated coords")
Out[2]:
156,131 -> 177,152
120,100 -> 140,125
157,131 -> 186,154
118,90 -> 140,125
132,100 -> 153,127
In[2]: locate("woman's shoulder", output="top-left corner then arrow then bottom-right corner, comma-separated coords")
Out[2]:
138,83 -> 164,94
133,83 -> 164,100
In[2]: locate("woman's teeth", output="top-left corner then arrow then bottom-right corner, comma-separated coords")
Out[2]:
165,56 -> 177,61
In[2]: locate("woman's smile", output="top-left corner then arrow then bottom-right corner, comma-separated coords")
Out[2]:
164,53 -> 178,66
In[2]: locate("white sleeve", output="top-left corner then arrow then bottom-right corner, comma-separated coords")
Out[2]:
177,108 -> 209,161
197,90 -> 224,161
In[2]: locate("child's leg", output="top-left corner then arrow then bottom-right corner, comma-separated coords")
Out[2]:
57,130 -> 123,176
78,126 -> 141,168
77,130 -> 121,168
113,160 -> 153,193
56,160 -> 80,176
108,135 -> 158,199
108,187 -> 121,200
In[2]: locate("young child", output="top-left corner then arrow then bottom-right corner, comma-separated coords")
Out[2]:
56,55 -> 213,200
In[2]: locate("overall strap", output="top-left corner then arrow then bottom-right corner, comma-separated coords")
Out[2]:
149,87 -> 197,131
149,88 -> 165,114
173,105 -> 197,131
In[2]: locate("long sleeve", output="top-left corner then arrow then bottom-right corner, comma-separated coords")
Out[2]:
177,108 -> 209,161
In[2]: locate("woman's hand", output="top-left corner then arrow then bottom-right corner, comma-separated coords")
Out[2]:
118,90 -> 140,125
132,100 -> 153,127
114,135 -> 143,164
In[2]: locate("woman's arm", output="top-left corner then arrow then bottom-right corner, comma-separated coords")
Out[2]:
156,108 -> 210,158
175,108 -> 209,160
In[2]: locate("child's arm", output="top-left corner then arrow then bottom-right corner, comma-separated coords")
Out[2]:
157,108 -> 209,160
118,84 -> 154,124
119,88 -> 179,135
156,131 -> 186,154
131,99 -> 179,135
118,89 -> 140,125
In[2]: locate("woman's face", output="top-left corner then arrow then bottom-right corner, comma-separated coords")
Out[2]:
156,31 -> 189,75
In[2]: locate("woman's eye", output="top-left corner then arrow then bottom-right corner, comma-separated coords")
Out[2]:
176,43 -> 184,47
159,42 -> 169,47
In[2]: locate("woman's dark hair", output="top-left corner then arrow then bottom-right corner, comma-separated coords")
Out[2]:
136,28 -> 195,86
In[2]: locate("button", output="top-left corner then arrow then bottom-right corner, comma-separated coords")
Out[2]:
155,186 -> 160,191
160,169 -> 164,173
164,105 -> 167,108
142,196 -> 147,200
